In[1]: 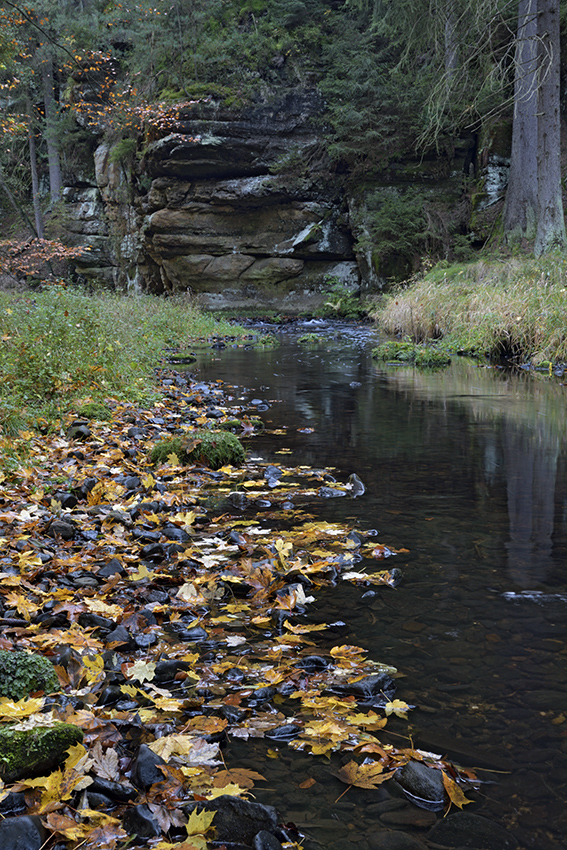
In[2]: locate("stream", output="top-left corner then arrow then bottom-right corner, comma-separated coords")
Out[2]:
193,321 -> 567,850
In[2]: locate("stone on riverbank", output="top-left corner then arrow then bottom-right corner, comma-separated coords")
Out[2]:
0,724 -> 83,783
183,795 -> 278,846
149,429 -> 245,469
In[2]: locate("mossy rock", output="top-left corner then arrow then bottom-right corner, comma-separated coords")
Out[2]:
0,650 -> 60,700
372,341 -> 451,369
218,417 -> 265,433
149,429 -> 245,470
0,723 -> 83,782
76,402 -> 112,421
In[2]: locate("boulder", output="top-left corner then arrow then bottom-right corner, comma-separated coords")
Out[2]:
0,723 -> 83,782
184,795 -> 278,846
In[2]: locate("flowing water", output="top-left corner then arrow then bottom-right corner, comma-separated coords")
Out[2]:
194,323 -> 567,850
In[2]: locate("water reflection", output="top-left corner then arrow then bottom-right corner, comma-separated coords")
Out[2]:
194,331 -> 567,850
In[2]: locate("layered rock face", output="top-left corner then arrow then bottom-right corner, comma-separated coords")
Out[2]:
67,92 -> 359,311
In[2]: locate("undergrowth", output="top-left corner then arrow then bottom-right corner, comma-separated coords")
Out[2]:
0,285 -> 248,456
373,256 -> 567,363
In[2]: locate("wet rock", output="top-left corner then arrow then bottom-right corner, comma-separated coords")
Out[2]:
380,806 -> 437,828
53,491 -> 78,509
254,831 -> 283,850
229,492 -> 249,509
332,672 -> 395,705
248,686 -> 276,703
395,761 -> 445,811
154,660 -> 194,682
89,776 -> 136,802
47,519 -> 75,540
85,791 -> 114,809
264,723 -> 302,741
318,486 -> 346,498
97,558 -> 126,578
347,473 -> 365,497
140,542 -> 166,561
367,830 -> 427,850
135,632 -> 158,648
68,424 -> 92,440
105,625 -> 132,647
122,804 -> 161,838
0,792 -> 26,816
131,743 -> 167,789
429,812 -> 519,849
78,612 -> 114,631
296,655 -> 329,672
0,815 -> 48,850
162,525 -> 191,543
184,795 -> 277,846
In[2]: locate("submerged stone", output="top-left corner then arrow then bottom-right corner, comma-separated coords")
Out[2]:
429,812 -> 519,849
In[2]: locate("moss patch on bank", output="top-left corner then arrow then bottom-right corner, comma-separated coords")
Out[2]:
150,430 -> 245,470
373,256 -> 567,364
0,650 -> 59,700
373,340 -> 451,368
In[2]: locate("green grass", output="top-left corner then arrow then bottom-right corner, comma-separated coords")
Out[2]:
0,285 -> 249,440
373,255 -> 567,364
372,340 -> 451,368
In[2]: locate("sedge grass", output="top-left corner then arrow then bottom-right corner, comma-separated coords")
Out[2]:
0,286 -> 249,438
373,256 -> 567,364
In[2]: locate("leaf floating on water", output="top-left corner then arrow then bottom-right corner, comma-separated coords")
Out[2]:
442,770 -> 473,809
334,759 -> 393,789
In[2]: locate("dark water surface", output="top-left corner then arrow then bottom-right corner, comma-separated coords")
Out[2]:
195,323 -> 567,850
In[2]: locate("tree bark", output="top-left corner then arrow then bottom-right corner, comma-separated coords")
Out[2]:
41,53 -> 62,206
534,0 -> 566,255
503,0 -> 538,242
27,99 -> 44,239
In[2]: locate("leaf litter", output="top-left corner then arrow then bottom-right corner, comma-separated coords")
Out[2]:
0,366 -> 478,848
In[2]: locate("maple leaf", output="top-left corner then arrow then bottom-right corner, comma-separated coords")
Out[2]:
384,699 -> 411,719
44,812 -> 90,841
442,771 -> 473,809
88,741 -> 120,781
186,808 -> 216,841
212,768 -> 265,790
125,659 -> 156,683
334,760 -> 392,789
0,696 -> 45,720
149,735 -> 220,766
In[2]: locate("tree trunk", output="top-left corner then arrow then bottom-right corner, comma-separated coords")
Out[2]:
534,0 -> 566,256
27,99 -> 44,239
503,0 -> 538,242
41,54 -> 62,206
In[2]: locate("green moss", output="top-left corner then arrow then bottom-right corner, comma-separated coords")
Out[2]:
0,723 -> 83,782
298,333 -> 321,345
76,402 -> 112,421
150,429 -> 245,469
0,650 -> 60,700
372,341 -> 451,369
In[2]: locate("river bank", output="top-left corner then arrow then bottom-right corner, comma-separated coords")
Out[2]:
0,314 -> 486,850
373,254 -> 567,366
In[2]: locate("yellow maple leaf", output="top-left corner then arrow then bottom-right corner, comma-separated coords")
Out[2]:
83,598 -> 123,619
0,697 -> 45,720
384,699 -> 410,720
335,760 -> 392,789
186,808 -> 216,836
442,771 -> 473,809
129,563 -> 155,582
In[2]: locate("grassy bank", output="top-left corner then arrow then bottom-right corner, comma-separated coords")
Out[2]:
0,286 -> 249,438
373,255 -> 567,364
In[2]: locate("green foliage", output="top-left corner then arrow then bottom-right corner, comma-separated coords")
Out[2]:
298,333 -> 321,345
150,430 -> 245,470
0,287 -> 249,438
109,138 -> 138,164
0,649 -> 60,700
319,277 -> 366,319
361,189 -> 427,274
372,340 -> 451,369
